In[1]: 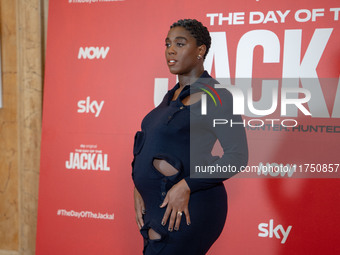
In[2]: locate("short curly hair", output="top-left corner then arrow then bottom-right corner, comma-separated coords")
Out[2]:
170,19 -> 211,59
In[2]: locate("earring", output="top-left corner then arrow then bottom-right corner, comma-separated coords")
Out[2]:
197,55 -> 202,60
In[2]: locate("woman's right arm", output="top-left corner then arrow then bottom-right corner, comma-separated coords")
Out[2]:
134,187 -> 145,229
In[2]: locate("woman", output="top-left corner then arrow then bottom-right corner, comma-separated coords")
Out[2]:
132,19 -> 248,255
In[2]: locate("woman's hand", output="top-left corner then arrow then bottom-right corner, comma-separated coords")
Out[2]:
134,187 -> 145,229
160,179 -> 191,231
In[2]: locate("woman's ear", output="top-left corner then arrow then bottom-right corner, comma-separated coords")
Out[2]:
198,44 -> 207,59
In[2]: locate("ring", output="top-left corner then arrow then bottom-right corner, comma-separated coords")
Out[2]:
177,211 -> 183,216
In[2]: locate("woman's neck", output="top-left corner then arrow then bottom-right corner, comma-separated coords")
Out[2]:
178,67 -> 205,88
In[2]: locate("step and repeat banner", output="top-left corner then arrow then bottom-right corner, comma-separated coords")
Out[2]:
36,0 -> 340,254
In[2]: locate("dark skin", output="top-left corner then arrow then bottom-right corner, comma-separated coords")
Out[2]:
165,26 -> 206,104
134,26 -> 207,236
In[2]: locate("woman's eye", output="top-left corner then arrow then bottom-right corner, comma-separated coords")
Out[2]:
165,43 -> 170,48
177,43 -> 184,47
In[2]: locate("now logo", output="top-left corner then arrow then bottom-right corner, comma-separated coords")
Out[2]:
77,97 -> 104,117
257,162 -> 296,177
78,46 -> 110,59
258,219 -> 292,244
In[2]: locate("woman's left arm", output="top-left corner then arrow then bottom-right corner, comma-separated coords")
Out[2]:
184,88 -> 248,193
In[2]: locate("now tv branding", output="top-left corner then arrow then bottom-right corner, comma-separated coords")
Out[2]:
257,162 -> 296,177
78,46 -> 110,59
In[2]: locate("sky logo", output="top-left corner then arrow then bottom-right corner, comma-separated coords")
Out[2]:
258,219 -> 292,244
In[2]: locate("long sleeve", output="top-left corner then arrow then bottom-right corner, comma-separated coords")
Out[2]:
184,87 -> 248,193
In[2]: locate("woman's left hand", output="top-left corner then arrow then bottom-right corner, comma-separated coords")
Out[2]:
160,179 -> 191,231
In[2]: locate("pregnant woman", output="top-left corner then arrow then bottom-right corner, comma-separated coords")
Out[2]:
132,19 -> 248,255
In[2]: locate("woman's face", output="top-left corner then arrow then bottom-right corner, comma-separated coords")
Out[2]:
165,26 -> 204,76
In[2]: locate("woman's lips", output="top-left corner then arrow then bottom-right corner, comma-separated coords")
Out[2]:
168,60 -> 177,66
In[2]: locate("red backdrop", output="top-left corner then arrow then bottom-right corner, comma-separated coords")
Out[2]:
36,0 -> 340,254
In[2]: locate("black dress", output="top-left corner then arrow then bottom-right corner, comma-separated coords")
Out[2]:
132,71 -> 248,255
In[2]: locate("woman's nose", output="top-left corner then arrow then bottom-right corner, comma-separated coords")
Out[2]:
167,45 -> 175,55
